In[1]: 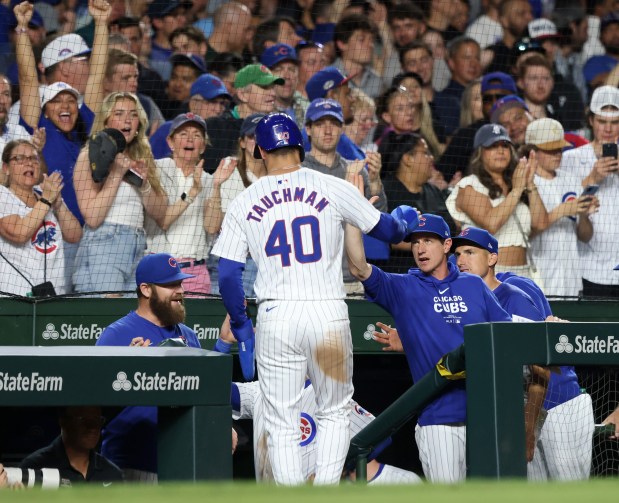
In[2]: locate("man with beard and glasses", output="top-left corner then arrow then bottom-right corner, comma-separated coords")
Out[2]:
96,253 -> 200,482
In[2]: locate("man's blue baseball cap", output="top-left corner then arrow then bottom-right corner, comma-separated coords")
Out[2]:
481,71 -> 517,94
190,73 -> 231,101
170,53 -> 206,74
408,214 -> 451,240
136,254 -> 195,285
450,227 -> 499,254
261,43 -> 298,69
614,264 -> 619,270
306,66 -> 352,101
490,94 -> 529,123
305,98 -> 344,124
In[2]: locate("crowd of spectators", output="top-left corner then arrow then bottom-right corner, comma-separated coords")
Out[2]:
0,0 -> 618,300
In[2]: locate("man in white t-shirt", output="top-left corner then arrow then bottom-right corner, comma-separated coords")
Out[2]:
559,86 -> 619,297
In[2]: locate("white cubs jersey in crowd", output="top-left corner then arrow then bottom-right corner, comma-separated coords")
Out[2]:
211,168 -> 380,302
233,380 -> 421,484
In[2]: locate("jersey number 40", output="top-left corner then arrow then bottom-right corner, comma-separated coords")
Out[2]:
265,216 -> 322,266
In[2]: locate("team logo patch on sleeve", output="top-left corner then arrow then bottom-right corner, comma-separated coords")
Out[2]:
299,412 -> 316,446
354,404 -> 375,418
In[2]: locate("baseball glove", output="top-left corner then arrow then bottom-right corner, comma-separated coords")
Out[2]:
89,128 -> 127,182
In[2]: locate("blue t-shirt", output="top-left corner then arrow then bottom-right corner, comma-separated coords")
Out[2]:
493,282 -> 544,322
495,272 -> 580,409
96,311 -> 200,472
20,105 -> 95,225
362,262 -> 511,425
149,120 -> 173,159
496,272 -> 553,318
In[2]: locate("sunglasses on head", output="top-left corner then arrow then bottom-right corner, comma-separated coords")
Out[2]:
482,93 -> 509,104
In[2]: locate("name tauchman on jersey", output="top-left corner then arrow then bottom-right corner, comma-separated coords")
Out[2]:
246,186 -> 330,223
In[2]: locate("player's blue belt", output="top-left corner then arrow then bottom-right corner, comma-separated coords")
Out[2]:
177,258 -> 206,269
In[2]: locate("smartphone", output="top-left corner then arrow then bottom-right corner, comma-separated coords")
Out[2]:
581,184 -> 599,198
602,143 -> 618,159
123,169 -> 144,188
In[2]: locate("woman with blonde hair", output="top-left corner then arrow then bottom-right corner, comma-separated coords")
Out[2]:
446,124 -> 549,278
205,113 -> 266,296
73,92 -> 168,294
344,88 -> 378,153
459,79 -> 483,128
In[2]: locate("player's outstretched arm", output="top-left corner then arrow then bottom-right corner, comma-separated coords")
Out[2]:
345,222 -> 372,281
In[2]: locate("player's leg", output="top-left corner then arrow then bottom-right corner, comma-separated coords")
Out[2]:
305,300 -> 354,485
367,462 -> 423,485
540,393 -> 594,481
256,301 -> 308,485
415,424 -> 466,483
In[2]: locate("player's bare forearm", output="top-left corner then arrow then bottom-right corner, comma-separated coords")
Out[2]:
345,223 -> 372,281
602,405 -> 619,439
524,365 -> 549,462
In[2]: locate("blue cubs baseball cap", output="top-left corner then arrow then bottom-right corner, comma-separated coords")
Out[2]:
408,214 -> 451,240
490,95 -> 529,123
306,66 -> 352,101
450,227 -> 499,254
474,124 -> 513,149
261,43 -> 298,69
305,98 -> 344,124
481,72 -> 517,94
615,264 -> 619,270
170,53 -> 206,74
240,113 -> 265,137
190,73 -> 231,101
136,254 -> 195,285
168,112 -> 207,136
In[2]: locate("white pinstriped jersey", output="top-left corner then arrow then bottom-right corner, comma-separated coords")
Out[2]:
233,381 -> 375,481
211,168 -> 380,302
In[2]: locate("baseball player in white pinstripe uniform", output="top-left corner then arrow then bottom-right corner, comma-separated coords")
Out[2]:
212,113 -> 418,485
232,380 -> 422,484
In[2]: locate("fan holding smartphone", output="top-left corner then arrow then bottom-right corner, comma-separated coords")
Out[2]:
559,85 -> 619,298
522,118 -> 598,297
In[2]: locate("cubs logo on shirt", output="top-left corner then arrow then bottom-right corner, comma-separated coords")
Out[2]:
561,191 -> 578,222
31,221 -> 58,254
299,412 -> 316,446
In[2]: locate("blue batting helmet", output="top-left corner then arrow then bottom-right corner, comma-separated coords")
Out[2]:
253,112 -> 305,161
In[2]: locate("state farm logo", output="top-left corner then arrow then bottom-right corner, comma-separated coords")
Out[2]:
112,371 -> 200,391
555,334 -> 573,353
41,323 -> 103,340
363,324 -> 375,341
112,372 -> 132,391
555,334 -> 619,354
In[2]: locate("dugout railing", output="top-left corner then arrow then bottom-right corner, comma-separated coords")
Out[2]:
347,321 -> 619,481
466,321 -> 619,478
0,346 -> 232,481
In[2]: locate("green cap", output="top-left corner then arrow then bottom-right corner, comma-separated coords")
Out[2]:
234,64 -> 285,89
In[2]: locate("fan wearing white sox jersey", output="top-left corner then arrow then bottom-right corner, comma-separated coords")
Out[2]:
212,112 -> 419,486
